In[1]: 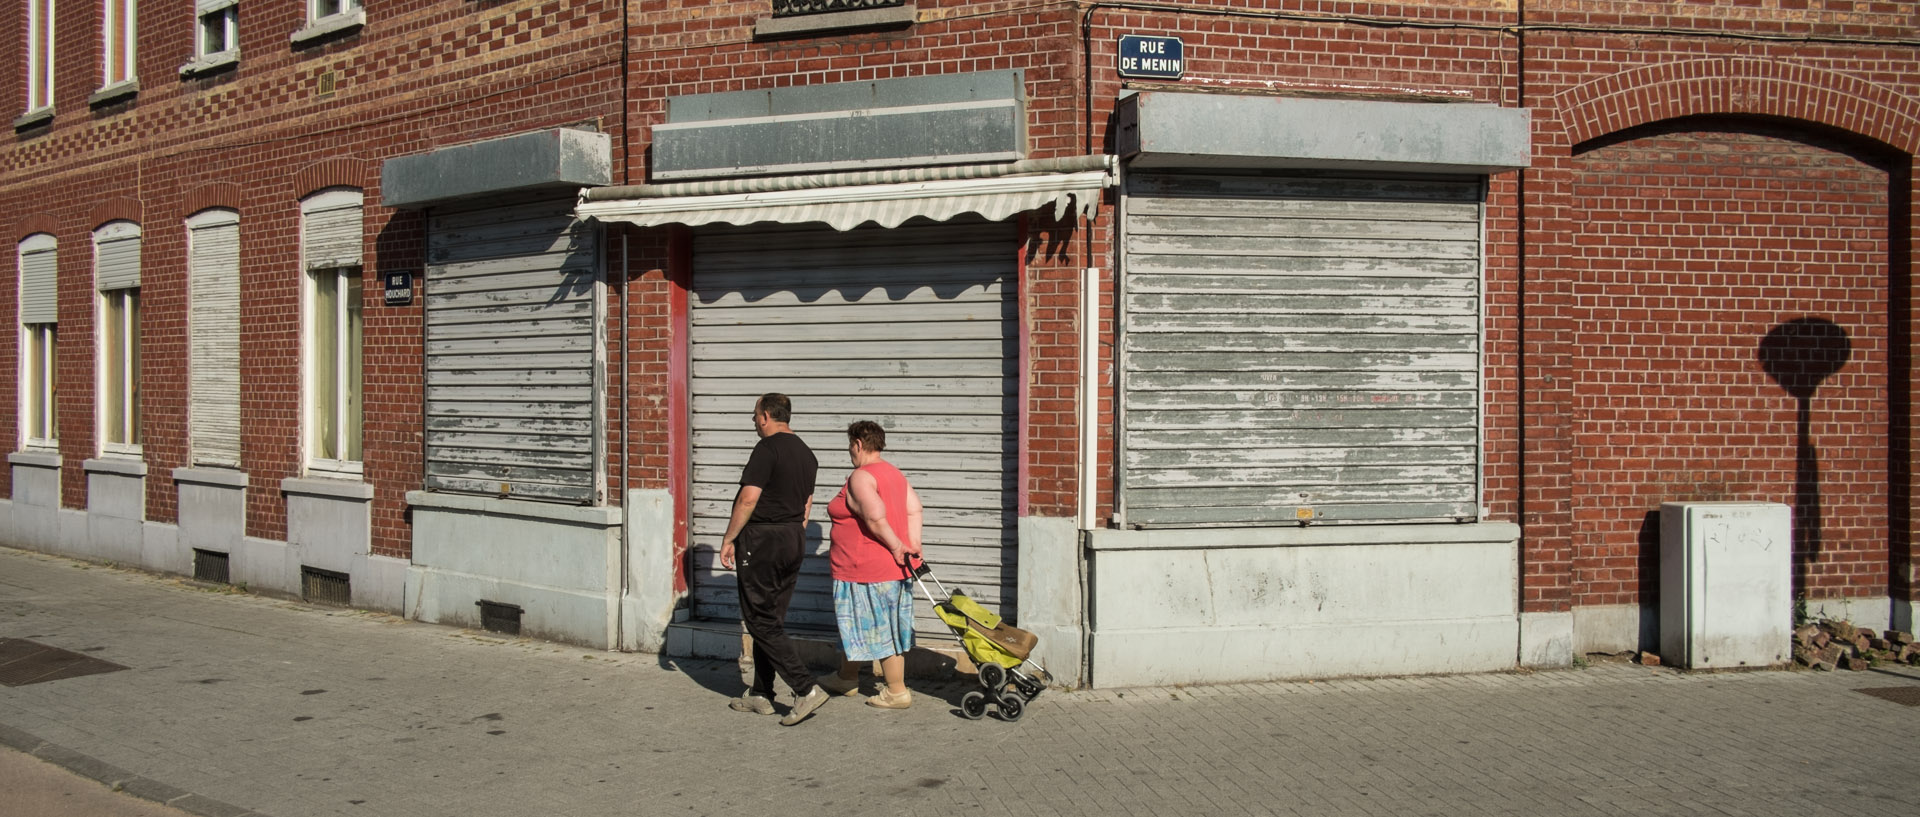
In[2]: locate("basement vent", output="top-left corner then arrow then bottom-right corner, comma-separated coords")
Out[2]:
301,566 -> 351,607
477,600 -> 523,636
192,549 -> 230,584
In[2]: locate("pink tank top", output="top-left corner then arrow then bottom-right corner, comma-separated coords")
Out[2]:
827,461 -> 913,583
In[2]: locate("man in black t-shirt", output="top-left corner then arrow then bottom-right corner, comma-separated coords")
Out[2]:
719,393 -> 827,726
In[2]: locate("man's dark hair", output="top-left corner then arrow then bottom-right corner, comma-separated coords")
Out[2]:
756,393 -> 792,424
847,420 -> 886,452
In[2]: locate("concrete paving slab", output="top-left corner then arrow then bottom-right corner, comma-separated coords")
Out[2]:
1,545 -> 1917,817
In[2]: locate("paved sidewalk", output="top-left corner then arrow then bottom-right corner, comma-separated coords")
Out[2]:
1,545 -> 1916,817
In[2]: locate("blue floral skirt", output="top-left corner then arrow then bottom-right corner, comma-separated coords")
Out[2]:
833,579 -> 915,661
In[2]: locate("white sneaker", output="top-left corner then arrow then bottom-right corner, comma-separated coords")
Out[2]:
779,685 -> 829,726
728,693 -> 774,715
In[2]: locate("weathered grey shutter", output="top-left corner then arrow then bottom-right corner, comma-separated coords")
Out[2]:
189,213 -> 242,466
19,242 -> 58,324
424,199 -> 603,503
1120,171 -> 1483,526
304,199 -> 363,270
689,219 -> 1018,635
95,232 -> 141,290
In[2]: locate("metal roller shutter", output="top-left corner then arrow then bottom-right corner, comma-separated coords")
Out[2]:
19,239 -> 57,325
189,212 -> 242,466
95,230 -> 141,291
1120,171 -> 1484,526
689,219 -> 1018,636
424,199 -> 604,503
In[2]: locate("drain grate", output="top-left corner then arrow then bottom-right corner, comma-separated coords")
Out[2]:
1854,686 -> 1920,707
478,600 -> 523,636
301,566 -> 352,606
0,638 -> 129,687
193,548 -> 231,584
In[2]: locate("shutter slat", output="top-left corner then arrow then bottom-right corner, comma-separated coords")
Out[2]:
688,219 -> 1019,635
19,246 -> 58,324
423,201 -> 601,503
1120,172 -> 1484,527
305,202 -> 363,270
190,219 -> 242,465
96,235 -> 141,290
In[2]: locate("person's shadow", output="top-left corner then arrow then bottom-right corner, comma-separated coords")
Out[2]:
1756,318 -> 1852,609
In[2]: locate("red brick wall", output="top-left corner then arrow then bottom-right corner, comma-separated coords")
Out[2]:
0,0 -> 626,555
1566,121 -> 1895,606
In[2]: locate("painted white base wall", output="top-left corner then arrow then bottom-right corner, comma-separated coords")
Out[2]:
1085,523 -> 1521,687
407,491 -> 623,648
1,458 -> 402,613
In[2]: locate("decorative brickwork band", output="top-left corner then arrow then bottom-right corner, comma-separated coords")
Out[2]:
1556,58 -> 1920,156
293,158 -> 371,200
87,197 -> 143,231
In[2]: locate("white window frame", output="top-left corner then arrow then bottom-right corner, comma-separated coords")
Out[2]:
18,234 -> 59,450
100,0 -> 138,89
94,221 -> 142,457
186,209 -> 242,466
184,0 -> 239,74
292,0 -> 362,45
26,0 -> 56,113
309,0 -> 360,23
300,189 -> 364,477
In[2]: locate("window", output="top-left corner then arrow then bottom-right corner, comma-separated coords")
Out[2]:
196,0 -> 237,58
101,0 -> 137,87
26,0 -> 55,112
301,190 -> 363,473
292,0 -> 362,47
18,235 -> 59,448
187,210 -> 241,466
94,222 -> 142,454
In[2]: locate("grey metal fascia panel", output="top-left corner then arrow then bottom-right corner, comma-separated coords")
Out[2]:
667,70 -> 1022,123
383,129 -> 612,209
1118,92 -> 1532,174
654,71 -> 1028,180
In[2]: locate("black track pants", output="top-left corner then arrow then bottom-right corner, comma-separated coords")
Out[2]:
735,522 -> 816,698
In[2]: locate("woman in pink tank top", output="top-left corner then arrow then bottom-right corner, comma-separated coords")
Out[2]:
817,420 -> 924,709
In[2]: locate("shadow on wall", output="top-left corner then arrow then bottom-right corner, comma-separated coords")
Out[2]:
1757,317 -> 1852,604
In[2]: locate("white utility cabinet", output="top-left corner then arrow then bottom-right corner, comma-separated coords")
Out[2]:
1659,501 -> 1793,669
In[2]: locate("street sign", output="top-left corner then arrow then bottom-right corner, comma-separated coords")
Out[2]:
384,270 -> 414,306
1118,35 -> 1184,80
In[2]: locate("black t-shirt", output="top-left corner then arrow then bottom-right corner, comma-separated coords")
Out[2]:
739,431 -> 818,525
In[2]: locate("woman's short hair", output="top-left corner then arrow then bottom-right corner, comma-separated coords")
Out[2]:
847,420 -> 886,452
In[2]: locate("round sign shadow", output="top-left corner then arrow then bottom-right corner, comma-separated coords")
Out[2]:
1758,317 -> 1851,399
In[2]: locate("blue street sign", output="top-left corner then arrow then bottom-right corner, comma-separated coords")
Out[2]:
384,270 -> 414,306
1118,35 -> 1184,80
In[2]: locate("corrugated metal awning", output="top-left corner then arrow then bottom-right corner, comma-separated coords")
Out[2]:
576,156 -> 1115,231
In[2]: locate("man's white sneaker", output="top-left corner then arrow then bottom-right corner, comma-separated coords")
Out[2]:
729,693 -> 775,715
779,685 -> 829,726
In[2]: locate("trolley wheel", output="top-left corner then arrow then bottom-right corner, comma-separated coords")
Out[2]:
978,662 -> 1006,692
960,690 -> 989,720
995,692 -> 1026,722
1014,673 -> 1044,700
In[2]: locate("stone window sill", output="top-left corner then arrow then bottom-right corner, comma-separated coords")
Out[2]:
755,4 -> 914,39
180,51 -> 240,79
291,10 -> 365,47
89,80 -> 140,108
14,107 -> 54,131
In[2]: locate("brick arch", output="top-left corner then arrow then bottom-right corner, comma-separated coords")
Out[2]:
88,197 -> 144,231
293,158 -> 370,199
181,182 -> 245,218
14,214 -> 58,243
1555,58 -> 1920,157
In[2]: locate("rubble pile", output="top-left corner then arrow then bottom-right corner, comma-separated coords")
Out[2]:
1792,620 -> 1919,671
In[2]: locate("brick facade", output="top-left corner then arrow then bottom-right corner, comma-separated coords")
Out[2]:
2,1 -> 1913,662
